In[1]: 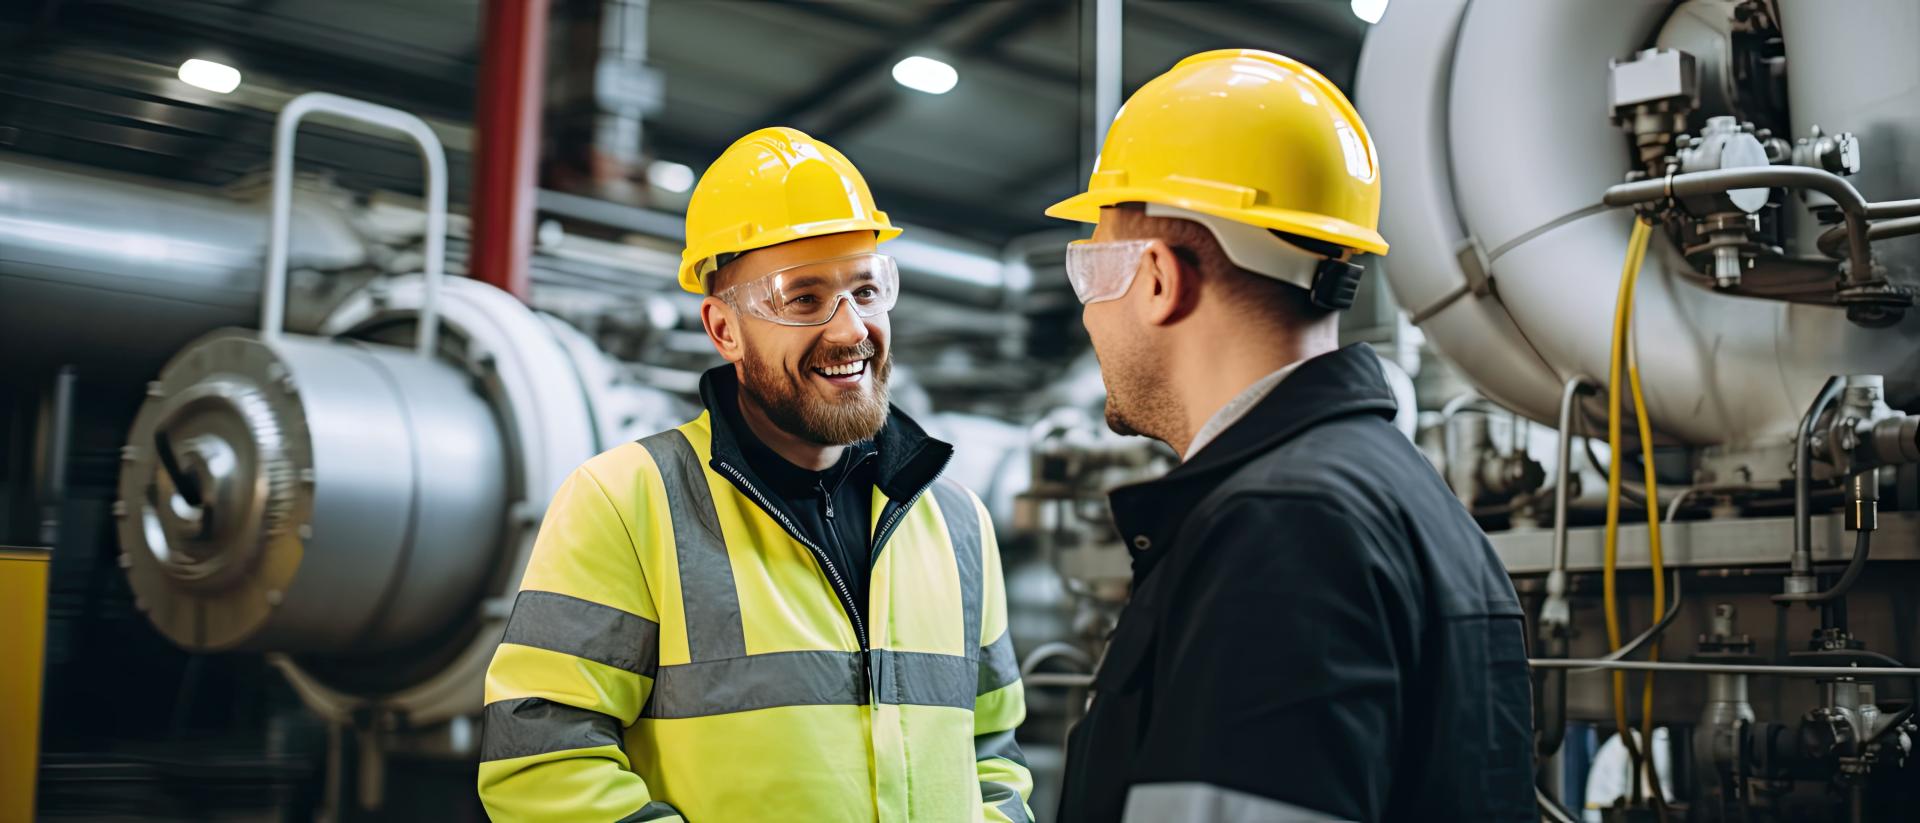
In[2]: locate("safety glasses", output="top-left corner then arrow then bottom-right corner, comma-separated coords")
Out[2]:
1063,239 -> 1153,305
717,253 -> 900,327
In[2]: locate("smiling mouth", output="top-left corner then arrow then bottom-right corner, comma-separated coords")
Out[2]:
811,358 -> 869,385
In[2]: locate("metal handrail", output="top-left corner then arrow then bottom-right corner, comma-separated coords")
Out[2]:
264,92 -> 447,359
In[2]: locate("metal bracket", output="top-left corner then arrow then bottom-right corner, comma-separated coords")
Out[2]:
264,92 -> 448,360
1455,235 -> 1494,297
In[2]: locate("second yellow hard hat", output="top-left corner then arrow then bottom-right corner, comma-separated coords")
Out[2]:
1047,49 -> 1388,256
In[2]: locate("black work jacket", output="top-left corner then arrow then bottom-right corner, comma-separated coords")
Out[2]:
1057,344 -> 1535,823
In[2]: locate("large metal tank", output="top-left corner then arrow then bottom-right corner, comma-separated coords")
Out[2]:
1355,0 -> 1920,448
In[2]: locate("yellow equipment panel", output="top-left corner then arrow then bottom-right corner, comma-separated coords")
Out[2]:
0,547 -> 50,823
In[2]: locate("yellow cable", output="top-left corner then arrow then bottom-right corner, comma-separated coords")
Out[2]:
1624,224 -> 1667,813
1604,218 -> 1653,804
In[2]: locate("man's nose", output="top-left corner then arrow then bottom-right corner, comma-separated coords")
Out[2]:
819,296 -> 870,344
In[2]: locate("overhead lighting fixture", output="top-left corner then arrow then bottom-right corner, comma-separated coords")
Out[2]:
1350,0 -> 1389,25
647,160 -> 695,194
891,56 -> 958,95
177,58 -> 241,94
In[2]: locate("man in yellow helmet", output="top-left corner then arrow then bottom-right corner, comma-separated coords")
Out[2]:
477,127 -> 1033,822
1049,51 -> 1534,822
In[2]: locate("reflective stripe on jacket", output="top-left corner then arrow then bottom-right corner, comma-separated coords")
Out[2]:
478,409 -> 1032,822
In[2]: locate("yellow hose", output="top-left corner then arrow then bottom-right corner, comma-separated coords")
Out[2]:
1628,286 -> 1667,806
1605,217 -> 1663,806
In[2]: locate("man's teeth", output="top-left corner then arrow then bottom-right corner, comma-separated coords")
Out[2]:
819,360 -> 867,377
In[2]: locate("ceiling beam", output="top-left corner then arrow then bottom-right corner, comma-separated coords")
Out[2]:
744,0 -> 901,35
1134,0 -> 1362,48
1124,1 -> 1360,87
757,1 -> 980,130
68,5 -> 473,109
797,0 -> 1067,141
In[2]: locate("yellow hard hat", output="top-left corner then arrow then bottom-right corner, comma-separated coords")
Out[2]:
677,127 -> 902,293
1046,49 -> 1388,256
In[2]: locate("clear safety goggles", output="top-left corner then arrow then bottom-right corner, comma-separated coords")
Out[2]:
1063,239 -> 1153,305
717,253 -> 901,326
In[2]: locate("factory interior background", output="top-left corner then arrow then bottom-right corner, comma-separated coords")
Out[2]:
4,0 -> 1920,820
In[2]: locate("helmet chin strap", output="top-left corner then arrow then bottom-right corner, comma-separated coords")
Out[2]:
1145,203 -> 1365,311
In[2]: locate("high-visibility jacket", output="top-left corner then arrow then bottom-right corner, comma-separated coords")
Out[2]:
478,382 -> 1032,822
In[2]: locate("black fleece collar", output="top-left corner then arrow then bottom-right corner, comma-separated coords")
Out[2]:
697,365 -> 953,504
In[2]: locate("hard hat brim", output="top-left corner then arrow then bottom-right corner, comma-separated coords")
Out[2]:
1044,188 -> 1389,257
677,219 -> 904,293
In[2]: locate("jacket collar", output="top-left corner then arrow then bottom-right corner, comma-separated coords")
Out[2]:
698,365 -> 953,505
1106,343 -> 1399,578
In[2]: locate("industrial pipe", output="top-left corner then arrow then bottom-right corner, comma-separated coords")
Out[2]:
1536,376 -> 1594,763
1528,659 -> 1920,678
1547,376 -> 1597,613
1024,673 -> 1095,689
1603,167 -> 1873,285
1864,198 -> 1920,219
1817,215 -> 1920,259
1776,376 -> 1844,600
1779,527 -> 1872,606
471,0 -> 550,303
1537,787 -> 1580,823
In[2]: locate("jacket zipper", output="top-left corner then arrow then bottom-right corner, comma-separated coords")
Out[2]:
716,451 -> 953,705
716,461 -> 871,670
869,451 -> 953,560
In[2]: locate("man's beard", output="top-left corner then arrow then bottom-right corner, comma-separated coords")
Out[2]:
740,338 -> 892,446
1093,340 -> 1173,443
1104,393 -> 1143,438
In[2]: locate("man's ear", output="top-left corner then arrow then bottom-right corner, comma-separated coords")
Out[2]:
701,296 -> 747,364
1135,240 -> 1195,327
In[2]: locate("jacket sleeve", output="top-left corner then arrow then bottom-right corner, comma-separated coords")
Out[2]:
1120,493 -> 1414,823
969,490 -> 1035,823
478,466 -> 683,823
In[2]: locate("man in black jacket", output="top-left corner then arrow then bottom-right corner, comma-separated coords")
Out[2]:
1044,49 -> 1535,822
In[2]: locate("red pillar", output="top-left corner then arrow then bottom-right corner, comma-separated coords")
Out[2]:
471,0 -> 549,303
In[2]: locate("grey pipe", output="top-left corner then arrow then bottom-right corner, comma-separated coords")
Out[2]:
1529,659 -> 1920,678
1019,641 -> 1093,678
1535,377 -> 1595,762
1024,672 -> 1096,688
1777,376 -> 1844,599
1817,215 -> 1920,258
1550,377 -> 1597,590
1537,787 -> 1579,823
1864,198 -> 1920,219
1603,167 -> 1873,284
0,155 -> 364,378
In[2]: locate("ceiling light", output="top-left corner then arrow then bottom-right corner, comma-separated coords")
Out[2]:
1350,0 -> 1389,25
647,160 -> 695,193
891,56 -> 958,95
177,58 -> 241,94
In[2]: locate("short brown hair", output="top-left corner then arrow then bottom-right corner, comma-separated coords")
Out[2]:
1104,204 -> 1332,327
